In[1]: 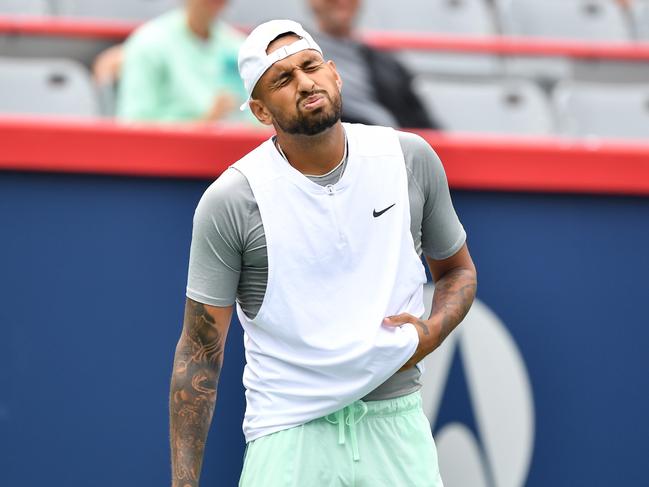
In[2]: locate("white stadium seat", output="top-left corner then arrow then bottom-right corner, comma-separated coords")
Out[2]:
221,0 -> 310,27
396,50 -> 503,78
0,0 -> 50,15
52,0 -> 181,21
358,0 -> 502,77
496,0 -> 631,41
0,57 -> 99,117
413,77 -> 555,135
552,80 -> 649,140
358,0 -> 495,35
496,0 -> 632,83
630,0 -> 649,41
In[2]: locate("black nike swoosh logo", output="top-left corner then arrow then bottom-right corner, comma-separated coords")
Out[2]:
373,203 -> 396,218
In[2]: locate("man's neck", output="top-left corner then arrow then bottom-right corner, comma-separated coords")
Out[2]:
275,123 -> 346,176
185,7 -> 213,40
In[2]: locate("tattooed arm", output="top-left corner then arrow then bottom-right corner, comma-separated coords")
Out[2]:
384,243 -> 477,369
170,298 -> 233,487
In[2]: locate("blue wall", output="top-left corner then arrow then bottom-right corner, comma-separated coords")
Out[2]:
439,191 -> 649,486
1,171 -> 647,486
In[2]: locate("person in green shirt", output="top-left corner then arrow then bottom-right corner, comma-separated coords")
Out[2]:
116,0 -> 255,124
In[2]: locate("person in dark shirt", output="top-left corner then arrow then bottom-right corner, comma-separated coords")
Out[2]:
308,0 -> 440,129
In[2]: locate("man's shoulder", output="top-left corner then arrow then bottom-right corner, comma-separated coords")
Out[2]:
230,139 -> 278,181
344,124 -> 437,162
396,130 -> 444,185
200,167 -> 253,206
344,123 -> 402,157
125,9 -> 183,50
397,131 -> 434,157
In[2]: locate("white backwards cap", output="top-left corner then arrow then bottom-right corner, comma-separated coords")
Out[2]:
238,19 -> 323,111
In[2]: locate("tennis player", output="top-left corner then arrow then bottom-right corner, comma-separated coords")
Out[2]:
170,19 -> 477,487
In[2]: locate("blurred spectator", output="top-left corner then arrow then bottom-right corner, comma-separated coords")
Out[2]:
93,45 -> 123,87
613,0 -> 638,39
113,0 -> 253,123
308,0 -> 439,129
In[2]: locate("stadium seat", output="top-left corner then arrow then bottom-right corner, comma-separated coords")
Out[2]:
412,77 -> 555,135
222,0 -> 311,27
358,0 -> 502,77
496,0 -> 632,83
396,51 -> 503,78
630,0 -> 649,40
496,0 -> 631,41
552,80 -> 649,140
572,58 -> 649,84
0,0 -> 50,15
358,0 -> 495,34
52,0 -> 180,21
0,34 -> 114,71
0,57 -> 99,117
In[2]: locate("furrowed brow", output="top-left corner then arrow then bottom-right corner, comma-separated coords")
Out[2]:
267,53 -> 324,87
270,68 -> 293,86
300,55 -> 323,67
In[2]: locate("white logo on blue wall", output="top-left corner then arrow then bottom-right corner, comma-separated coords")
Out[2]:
420,284 -> 535,487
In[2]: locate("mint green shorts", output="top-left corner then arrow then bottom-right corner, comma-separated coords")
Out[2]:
239,391 -> 443,487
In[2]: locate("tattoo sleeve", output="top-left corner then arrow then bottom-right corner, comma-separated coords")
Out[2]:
429,268 -> 477,349
170,299 -> 228,487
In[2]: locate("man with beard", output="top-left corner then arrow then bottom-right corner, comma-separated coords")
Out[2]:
169,20 -> 477,487
307,0 -> 439,129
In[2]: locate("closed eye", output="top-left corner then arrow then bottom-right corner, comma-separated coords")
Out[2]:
301,61 -> 324,72
272,74 -> 291,89
270,60 -> 325,89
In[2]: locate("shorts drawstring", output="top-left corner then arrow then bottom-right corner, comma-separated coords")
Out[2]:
325,400 -> 369,461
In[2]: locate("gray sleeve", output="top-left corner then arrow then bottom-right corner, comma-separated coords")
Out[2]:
399,131 -> 467,260
185,167 -> 251,306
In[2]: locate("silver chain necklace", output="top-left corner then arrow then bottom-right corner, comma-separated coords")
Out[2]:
274,131 -> 348,185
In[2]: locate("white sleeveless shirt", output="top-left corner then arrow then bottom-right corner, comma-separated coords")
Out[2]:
232,123 -> 427,442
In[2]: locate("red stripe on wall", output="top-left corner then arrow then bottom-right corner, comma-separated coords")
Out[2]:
2,116 -> 649,196
0,15 -> 135,39
362,32 -> 649,61
2,15 -> 649,61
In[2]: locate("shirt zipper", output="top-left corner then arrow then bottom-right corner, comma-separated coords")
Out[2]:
325,184 -> 345,242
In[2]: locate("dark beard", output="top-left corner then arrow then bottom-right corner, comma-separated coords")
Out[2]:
273,90 -> 343,136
